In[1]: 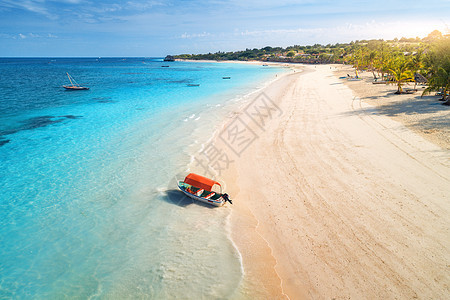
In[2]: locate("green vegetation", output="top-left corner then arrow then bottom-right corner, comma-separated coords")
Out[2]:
174,30 -> 450,103
421,37 -> 450,104
389,55 -> 414,94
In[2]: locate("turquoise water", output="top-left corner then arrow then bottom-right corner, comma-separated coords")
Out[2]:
0,58 -> 283,298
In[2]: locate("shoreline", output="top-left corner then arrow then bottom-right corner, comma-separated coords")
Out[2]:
185,62 -> 299,298
206,63 -> 449,298
175,58 -> 297,68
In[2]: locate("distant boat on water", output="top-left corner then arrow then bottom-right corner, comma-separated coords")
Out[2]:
222,76 -> 231,79
161,65 -> 170,67
63,73 -> 89,90
187,84 -> 200,87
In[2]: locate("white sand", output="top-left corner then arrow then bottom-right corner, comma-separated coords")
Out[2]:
215,64 -> 449,299
335,65 -> 450,150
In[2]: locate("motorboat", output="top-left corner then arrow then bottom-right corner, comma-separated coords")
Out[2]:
177,173 -> 232,207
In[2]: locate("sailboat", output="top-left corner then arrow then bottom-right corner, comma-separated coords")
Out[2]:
63,73 -> 89,90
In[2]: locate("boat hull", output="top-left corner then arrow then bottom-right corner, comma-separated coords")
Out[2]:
177,182 -> 225,207
63,86 -> 89,90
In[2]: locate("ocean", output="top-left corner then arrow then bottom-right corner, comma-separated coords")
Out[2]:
0,58 -> 284,298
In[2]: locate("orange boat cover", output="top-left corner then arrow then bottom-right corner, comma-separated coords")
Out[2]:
184,173 -> 221,191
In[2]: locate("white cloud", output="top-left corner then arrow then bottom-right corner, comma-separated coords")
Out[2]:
230,19 -> 446,46
237,28 -> 323,37
0,0 -> 58,19
331,20 -> 447,41
125,1 -> 166,10
51,0 -> 84,3
180,32 -> 213,39
13,32 -> 58,39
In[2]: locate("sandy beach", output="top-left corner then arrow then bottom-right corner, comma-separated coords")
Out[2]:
207,64 -> 450,299
335,65 -> 450,150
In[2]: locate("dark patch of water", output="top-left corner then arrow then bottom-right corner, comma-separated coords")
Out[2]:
0,115 -> 82,146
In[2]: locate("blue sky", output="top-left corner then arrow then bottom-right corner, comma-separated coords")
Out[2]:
0,0 -> 449,56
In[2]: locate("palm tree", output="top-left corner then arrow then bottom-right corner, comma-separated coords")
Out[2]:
351,45 -> 366,71
367,50 -> 378,79
373,41 -> 390,81
409,48 -> 424,90
389,56 -> 414,94
422,67 -> 450,104
421,36 -> 450,104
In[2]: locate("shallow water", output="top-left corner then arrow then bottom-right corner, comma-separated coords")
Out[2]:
0,58 -> 284,298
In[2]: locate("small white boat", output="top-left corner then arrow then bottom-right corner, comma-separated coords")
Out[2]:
63,73 -> 89,90
177,173 -> 232,207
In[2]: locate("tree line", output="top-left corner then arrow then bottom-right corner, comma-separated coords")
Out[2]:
174,30 -> 449,104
